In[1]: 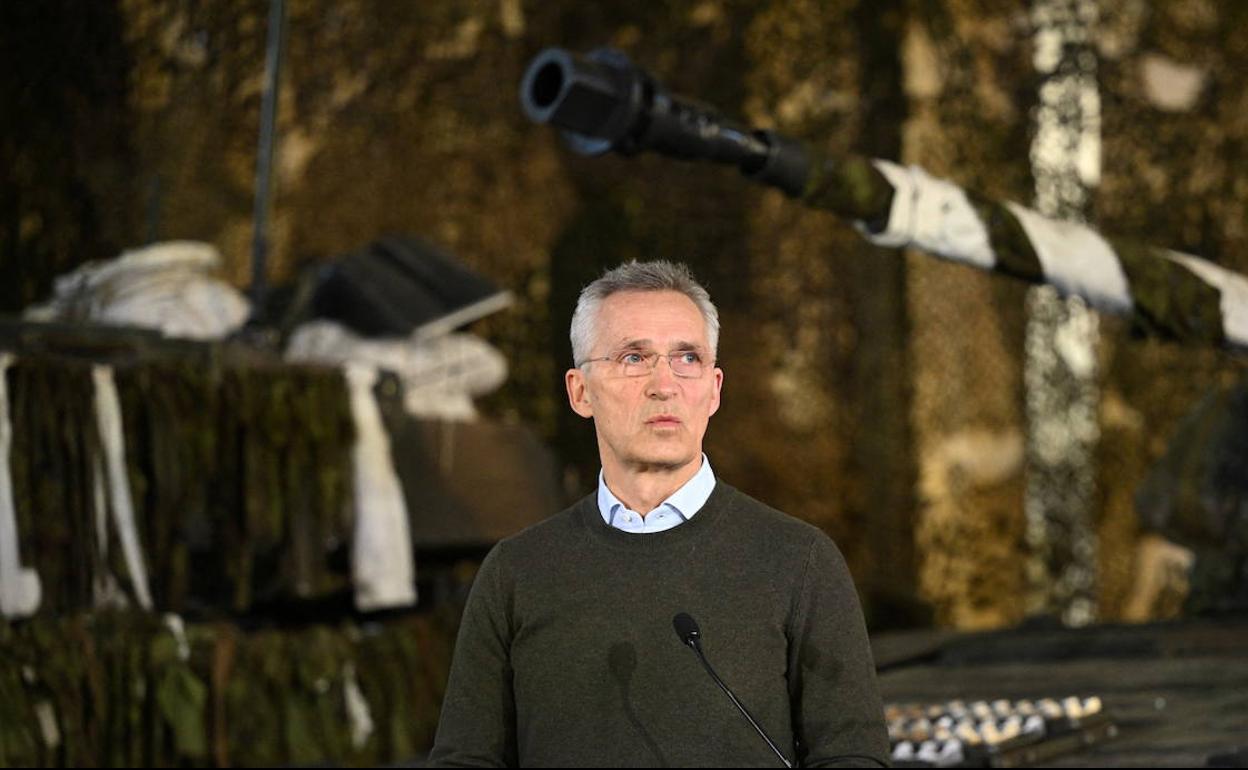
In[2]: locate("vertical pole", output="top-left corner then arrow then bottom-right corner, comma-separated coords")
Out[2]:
1024,0 -> 1102,625
251,0 -> 286,309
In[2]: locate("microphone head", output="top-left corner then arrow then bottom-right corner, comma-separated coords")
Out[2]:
672,612 -> 701,647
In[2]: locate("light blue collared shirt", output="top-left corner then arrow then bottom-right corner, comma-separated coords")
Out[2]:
597,455 -> 716,534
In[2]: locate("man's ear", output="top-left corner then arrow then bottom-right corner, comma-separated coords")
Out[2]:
566,368 -> 594,418
708,366 -> 724,418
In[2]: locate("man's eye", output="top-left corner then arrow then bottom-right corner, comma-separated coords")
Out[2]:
620,352 -> 646,365
677,352 -> 701,364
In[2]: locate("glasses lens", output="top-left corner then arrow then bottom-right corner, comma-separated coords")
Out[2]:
670,352 -> 703,377
619,351 -> 651,377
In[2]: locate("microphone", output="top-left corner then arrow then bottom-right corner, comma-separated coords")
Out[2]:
672,613 -> 793,768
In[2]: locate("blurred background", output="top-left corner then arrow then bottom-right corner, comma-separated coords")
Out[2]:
2,0 -> 1246,766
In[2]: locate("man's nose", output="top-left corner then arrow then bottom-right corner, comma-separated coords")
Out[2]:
645,356 -> 679,395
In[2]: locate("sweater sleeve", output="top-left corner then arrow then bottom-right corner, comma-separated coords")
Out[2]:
787,534 -> 890,768
427,544 -> 518,767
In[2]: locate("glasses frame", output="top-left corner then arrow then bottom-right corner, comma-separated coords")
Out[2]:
577,348 -> 713,379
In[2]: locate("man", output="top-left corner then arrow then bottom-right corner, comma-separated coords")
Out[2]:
428,261 -> 888,767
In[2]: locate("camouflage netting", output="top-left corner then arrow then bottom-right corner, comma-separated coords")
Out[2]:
1093,0 -> 1248,618
896,0 -> 1035,629
0,337 -> 467,767
5,345 -> 355,616
0,607 -> 459,767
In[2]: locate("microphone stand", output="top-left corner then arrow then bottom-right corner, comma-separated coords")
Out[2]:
674,613 -> 793,768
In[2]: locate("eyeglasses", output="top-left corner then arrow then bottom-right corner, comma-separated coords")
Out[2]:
578,349 -> 711,378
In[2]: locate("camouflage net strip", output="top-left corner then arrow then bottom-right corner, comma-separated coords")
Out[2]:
0,607 -> 459,767
3,341 -> 355,617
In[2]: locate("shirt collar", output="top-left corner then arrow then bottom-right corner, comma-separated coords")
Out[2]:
597,454 -> 716,527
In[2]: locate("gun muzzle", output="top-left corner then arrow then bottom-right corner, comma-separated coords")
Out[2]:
520,46 -> 810,196
519,47 -> 642,156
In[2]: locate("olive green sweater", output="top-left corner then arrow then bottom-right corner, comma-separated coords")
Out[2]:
428,482 -> 889,767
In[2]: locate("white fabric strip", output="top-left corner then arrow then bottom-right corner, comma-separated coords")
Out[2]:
93,453 -> 108,559
34,701 -> 60,749
345,363 -> 417,610
90,451 -> 130,610
343,661 -> 375,749
860,160 -> 998,270
1164,250 -> 1248,349
92,364 -> 153,610
163,613 -> 191,661
1004,202 -> 1133,313
0,353 -> 42,618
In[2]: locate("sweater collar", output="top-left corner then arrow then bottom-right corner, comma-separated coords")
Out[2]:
580,478 -> 736,550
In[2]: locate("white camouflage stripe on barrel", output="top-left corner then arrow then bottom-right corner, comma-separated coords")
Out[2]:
840,159 -> 1248,350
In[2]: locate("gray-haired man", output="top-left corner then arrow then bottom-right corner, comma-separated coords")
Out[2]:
429,261 -> 888,767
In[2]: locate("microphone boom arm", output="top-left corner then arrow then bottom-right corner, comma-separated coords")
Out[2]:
672,613 -> 793,768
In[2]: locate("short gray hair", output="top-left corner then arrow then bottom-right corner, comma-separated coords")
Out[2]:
570,260 -> 720,365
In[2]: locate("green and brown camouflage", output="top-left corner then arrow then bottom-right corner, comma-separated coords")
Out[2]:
0,608 -> 460,767
3,332 -> 355,619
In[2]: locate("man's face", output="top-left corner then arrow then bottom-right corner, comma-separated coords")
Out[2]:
565,290 -> 723,476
